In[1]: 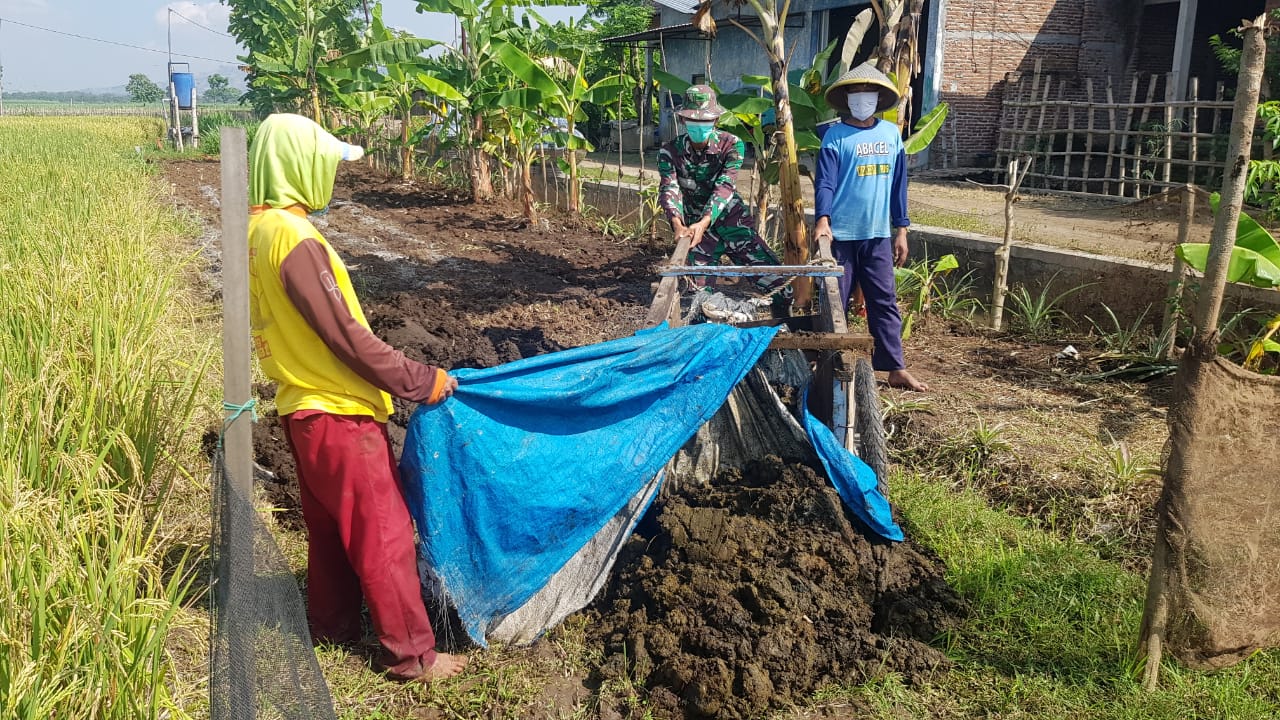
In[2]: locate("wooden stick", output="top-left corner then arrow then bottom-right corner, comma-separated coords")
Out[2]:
1116,75 -> 1140,197
1163,72 -> 1175,185
1135,75 -> 1160,200
1105,77 -> 1116,194
1032,76 -> 1052,188
1209,81 -> 1226,188
1160,185 -> 1195,357
1188,77 -> 1200,186
659,264 -> 844,278
990,156 -> 1032,331
1064,81 -> 1076,191
1083,79 -> 1096,194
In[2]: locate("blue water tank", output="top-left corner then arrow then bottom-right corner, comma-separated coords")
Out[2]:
171,72 -> 195,109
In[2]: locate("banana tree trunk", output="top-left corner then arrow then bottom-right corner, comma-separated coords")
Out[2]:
567,116 -> 581,214
521,158 -> 538,224
471,113 -> 494,202
767,36 -> 811,307
401,109 -> 413,182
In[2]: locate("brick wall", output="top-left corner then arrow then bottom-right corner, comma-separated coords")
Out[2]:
938,0 -> 1142,166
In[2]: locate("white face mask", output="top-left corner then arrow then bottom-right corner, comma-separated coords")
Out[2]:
847,91 -> 880,121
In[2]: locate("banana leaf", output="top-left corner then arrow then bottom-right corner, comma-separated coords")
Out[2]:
653,68 -> 690,95
1179,194 -> 1280,288
1207,192 -> 1280,268
904,102 -> 950,155
1175,244 -> 1280,288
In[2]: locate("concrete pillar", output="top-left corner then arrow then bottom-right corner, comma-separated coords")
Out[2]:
1169,0 -> 1199,101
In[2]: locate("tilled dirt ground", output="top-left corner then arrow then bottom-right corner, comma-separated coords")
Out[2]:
164,158 -> 1168,718
587,457 -> 963,719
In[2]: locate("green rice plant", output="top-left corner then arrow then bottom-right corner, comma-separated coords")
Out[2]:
1007,274 -> 1090,339
0,116 -> 216,718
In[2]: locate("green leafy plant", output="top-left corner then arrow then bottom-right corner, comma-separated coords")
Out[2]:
931,269 -> 985,322
1006,274 -> 1089,339
1176,193 -> 1280,371
1095,431 -> 1160,493
894,253 -> 959,340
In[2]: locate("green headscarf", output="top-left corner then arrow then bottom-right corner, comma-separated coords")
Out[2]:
249,113 -> 347,211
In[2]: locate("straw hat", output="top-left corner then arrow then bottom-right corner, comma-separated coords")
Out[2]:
823,63 -> 900,113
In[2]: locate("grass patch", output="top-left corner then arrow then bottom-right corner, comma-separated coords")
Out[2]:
814,471 -> 1280,719
0,116 -> 217,718
909,205 -> 992,235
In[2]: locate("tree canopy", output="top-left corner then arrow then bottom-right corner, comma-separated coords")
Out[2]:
125,74 -> 164,104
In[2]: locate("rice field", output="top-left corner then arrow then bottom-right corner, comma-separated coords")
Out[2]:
0,116 -> 216,718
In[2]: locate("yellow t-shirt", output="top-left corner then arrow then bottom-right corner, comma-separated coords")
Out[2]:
248,207 -> 395,421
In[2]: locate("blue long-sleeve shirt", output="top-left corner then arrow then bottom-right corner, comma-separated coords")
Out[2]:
814,119 -> 909,241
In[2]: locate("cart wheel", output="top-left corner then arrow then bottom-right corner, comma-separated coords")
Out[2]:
854,358 -> 890,494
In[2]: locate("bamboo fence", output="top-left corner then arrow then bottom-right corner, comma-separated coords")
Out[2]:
995,58 -> 1249,199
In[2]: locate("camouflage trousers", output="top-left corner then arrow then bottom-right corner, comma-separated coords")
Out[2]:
684,204 -> 789,294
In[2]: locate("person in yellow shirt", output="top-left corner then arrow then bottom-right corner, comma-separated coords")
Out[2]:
248,113 -> 467,681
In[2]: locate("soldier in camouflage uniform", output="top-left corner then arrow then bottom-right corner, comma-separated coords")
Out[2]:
657,85 -> 788,296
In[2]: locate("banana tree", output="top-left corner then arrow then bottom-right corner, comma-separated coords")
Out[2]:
493,36 -> 626,215
690,0 -> 812,305
1177,194 -> 1280,370
226,0 -> 363,120
323,5 -> 446,179
416,0 -> 534,202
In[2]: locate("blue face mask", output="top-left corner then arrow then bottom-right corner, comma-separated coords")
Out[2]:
685,122 -> 716,144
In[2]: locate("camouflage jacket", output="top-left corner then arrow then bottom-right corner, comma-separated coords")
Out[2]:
657,131 -> 746,227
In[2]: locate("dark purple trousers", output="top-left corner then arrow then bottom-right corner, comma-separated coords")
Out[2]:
831,237 -> 906,371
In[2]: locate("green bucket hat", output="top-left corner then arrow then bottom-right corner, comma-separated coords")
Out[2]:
824,63 -> 900,113
677,84 -> 727,121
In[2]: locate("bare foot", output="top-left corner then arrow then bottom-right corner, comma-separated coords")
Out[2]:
887,369 -> 929,392
403,652 -> 469,683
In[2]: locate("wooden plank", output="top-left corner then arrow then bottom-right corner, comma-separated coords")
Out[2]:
768,332 -> 874,351
815,234 -> 850,335
659,264 -> 844,278
645,233 -> 693,327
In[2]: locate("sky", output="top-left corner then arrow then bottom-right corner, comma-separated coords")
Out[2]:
0,1 -> 585,93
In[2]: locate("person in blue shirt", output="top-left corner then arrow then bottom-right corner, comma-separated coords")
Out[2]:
814,63 -> 928,392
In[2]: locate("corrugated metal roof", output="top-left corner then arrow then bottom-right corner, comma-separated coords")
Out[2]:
653,0 -> 699,14
601,22 -> 711,45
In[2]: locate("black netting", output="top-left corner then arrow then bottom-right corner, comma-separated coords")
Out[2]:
210,449 -> 337,720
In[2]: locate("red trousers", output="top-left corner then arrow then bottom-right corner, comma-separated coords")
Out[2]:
282,411 -> 437,679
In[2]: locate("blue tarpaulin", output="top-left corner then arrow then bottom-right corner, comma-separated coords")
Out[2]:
400,323 -> 902,645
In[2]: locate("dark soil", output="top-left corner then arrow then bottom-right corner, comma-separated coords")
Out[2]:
587,457 -> 963,719
165,159 -> 963,718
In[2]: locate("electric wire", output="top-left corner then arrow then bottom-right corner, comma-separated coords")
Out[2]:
168,7 -> 234,39
0,15 -> 239,64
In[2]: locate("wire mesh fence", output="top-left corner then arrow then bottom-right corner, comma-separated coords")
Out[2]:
210,448 -> 337,720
